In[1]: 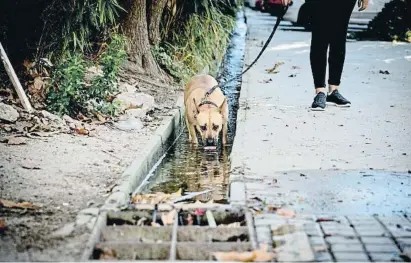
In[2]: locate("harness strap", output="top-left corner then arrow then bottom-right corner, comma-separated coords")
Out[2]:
198,100 -> 219,109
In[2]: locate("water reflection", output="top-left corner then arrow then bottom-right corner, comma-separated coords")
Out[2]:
138,10 -> 247,202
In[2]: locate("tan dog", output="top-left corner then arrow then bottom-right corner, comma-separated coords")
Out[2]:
184,74 -> 228,148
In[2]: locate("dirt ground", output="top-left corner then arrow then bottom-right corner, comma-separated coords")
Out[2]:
0,74 -> 182,261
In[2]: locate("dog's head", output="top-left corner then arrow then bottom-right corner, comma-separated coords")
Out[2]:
195,100 -> 226,148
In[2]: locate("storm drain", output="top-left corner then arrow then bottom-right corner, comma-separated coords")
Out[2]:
90,205 -> 257,261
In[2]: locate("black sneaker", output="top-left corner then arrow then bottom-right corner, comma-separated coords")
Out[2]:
326,90 -> 351,107
311,92 -> 326,111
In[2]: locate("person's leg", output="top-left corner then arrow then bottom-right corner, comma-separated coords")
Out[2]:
308,0 -> 330,110
309,0 -> 329,94
326,0 -> 356,106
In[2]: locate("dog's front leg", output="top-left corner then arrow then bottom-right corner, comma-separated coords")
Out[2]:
222,123 -> 228,145
188,123 -> 198,145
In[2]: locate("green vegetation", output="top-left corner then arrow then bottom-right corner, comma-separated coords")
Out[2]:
0,0 -> 241,119
47,35 -> 126,117
357,0 -> 411,42
154,6 -> 236,83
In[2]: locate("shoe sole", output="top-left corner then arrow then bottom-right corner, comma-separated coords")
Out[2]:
310,107 -> 325,111
326,102 -> 351,107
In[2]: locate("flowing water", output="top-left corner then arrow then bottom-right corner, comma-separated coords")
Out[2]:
135,10 -> 247,202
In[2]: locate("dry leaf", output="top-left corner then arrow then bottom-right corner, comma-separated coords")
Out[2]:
95,112 -> 106,122
21,162 -> 41,170
276,208 -> 296,218
99,247 -> 117,260
213,243 -> 275,262
266,62 -> 284,74
7,137 -> 26,145
0,218 -> 6,233
0,199 -> 40,210
131,188 -> 182,205
33,77 -> 44,91
75,128 -> 89,135
161,210 -> 176,225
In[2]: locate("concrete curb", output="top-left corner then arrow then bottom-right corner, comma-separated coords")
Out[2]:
81,95 -> 185,260
228,19 -> 250,206
102,95 -> 185,211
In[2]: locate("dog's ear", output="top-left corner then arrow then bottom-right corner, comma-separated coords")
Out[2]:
219,98 -> 227,114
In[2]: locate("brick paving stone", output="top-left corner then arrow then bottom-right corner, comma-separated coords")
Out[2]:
378,217 -> 411,226
355,228 -> 389,237
369,252 -> 405,262
309,236 -> 327,246
322,226 -> 356,237
388,228 -> 411,238
314,251 -> 333,262
333,252 -> 370,261
396,238 -> 411,251
364,244 -> 401,253
331,243 -> 366,253
304,224 -> 323,237
325,236 -> 361,245
361,237 -> 396,245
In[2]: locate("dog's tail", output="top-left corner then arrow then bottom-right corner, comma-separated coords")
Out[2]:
198,65 -> 210,75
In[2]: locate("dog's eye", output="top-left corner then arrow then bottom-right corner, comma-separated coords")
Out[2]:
200,125 -> 207,131
212,124 -> 219,131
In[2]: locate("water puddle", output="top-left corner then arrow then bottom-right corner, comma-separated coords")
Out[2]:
135,10 -> 247,203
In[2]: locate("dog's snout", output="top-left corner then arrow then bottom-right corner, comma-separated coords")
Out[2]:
206,138 -> 215,146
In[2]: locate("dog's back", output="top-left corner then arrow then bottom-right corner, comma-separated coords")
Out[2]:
184,75 -> 218,102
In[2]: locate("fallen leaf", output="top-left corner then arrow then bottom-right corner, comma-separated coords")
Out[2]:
21,162 -> 41,170
0,218 -> 6,233
379,70 -> 390,75
7,137 -> 26,145
75,128 -> 89,135
0,199 -> 40,210
213,243 -> 275,262
266,62 -> 284,74
98,247 -> 117,260
266,205 -> 281,212
276,208 -> 296,218
161,210 -> 176,225
316,218 -> 336,223
33,77 -> 44,91
131,188 -> 182,205
95,112 -> 106,122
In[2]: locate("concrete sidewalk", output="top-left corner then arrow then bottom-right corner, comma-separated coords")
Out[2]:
229,7 -> 411,262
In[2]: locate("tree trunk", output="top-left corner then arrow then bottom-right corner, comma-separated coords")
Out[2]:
148,0 -> 168,45
122,0 -> 161,77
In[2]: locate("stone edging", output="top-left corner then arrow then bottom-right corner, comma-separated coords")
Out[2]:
102,95 -> 185,211
80,95 -> 185,260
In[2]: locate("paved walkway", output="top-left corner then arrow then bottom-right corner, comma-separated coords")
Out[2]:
230,7 -> 411,262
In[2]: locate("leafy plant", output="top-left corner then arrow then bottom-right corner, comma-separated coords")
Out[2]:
155,2 -> 237,83
47,34 -> 127,117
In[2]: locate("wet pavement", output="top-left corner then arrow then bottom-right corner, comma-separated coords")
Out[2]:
229,7 -> 411,261
231,7 -> 411,215
135,11 -> 247,202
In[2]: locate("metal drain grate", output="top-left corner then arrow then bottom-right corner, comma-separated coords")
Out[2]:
89,204 -> 257,261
